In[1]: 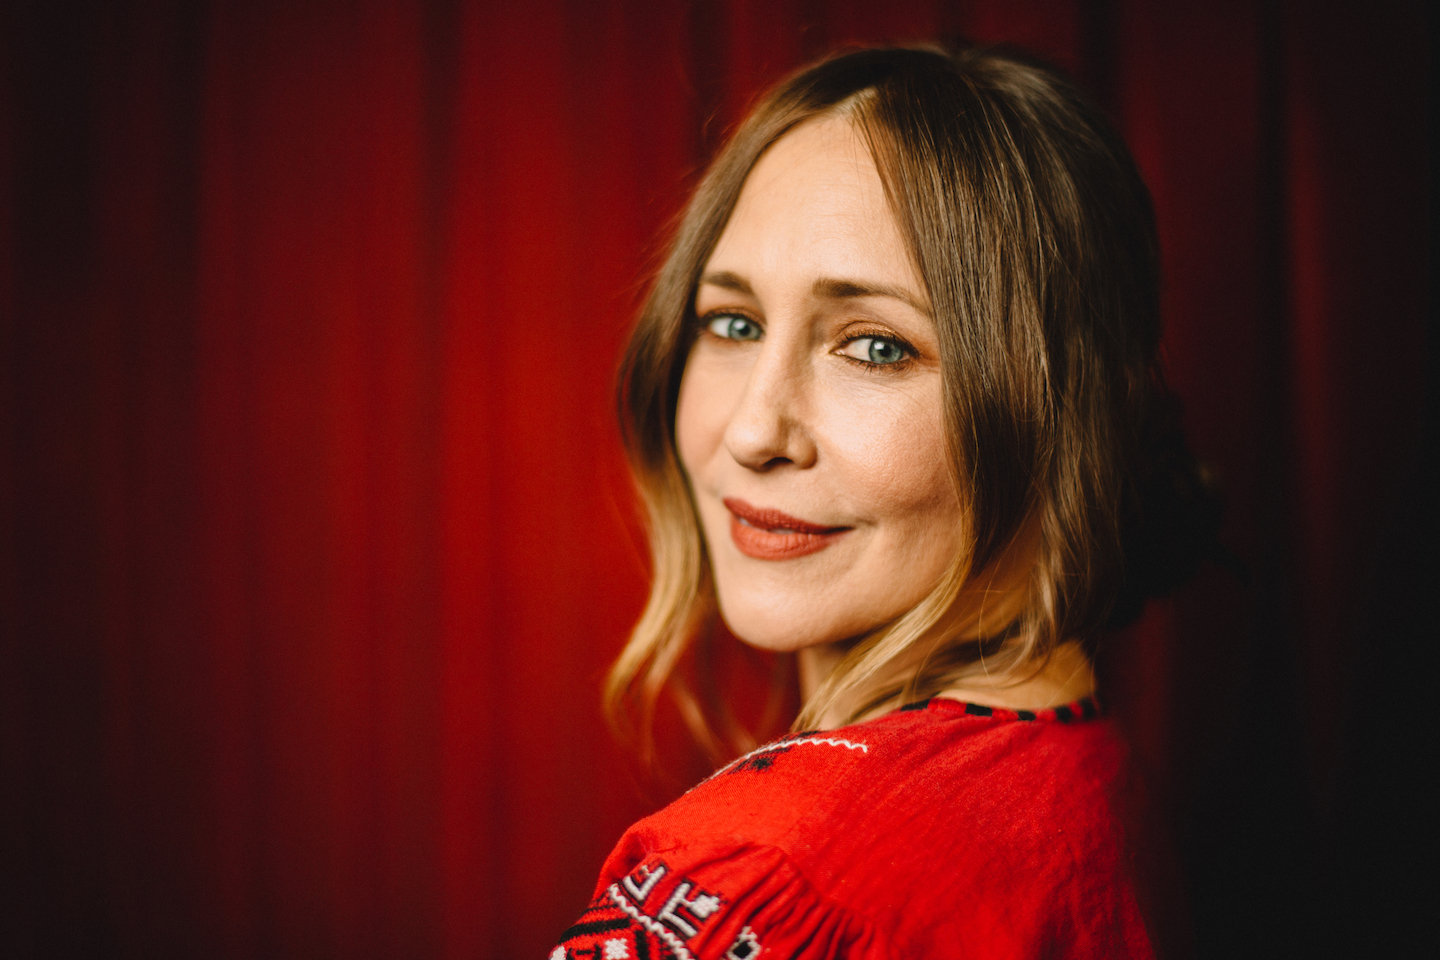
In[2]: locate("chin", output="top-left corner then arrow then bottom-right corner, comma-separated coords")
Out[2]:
723,621 -> 817,653
712,588 -> 849,653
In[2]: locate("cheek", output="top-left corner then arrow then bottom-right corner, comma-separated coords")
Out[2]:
674,352 -> 728,480
825,384 -> 957,522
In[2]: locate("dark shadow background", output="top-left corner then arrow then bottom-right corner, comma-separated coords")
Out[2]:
1,0 -> 1432,957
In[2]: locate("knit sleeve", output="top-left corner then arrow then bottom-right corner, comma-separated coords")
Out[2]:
549,842 -> 890,960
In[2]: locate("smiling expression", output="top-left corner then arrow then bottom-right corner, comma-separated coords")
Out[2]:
674,117 -> 966,653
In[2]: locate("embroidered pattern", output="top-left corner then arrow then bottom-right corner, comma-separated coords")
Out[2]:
708,734 -> 869,782
556,916 -> 633,943
552,693 -> 1111,960
621,862 -> 666,904
553,894 -> 658,960
725,926 -> 762,959
920,695 -> 1101,723
655,882 -> 723,938
607,883 -> 696,960
555,858 -> 731,960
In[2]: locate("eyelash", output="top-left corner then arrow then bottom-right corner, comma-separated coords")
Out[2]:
838,330 -> 918,371
696,309 -> 760,335
696,310 -> 917,372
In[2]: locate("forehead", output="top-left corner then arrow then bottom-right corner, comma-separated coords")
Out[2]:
704,117 -> 923,296
739,116 -> 881,211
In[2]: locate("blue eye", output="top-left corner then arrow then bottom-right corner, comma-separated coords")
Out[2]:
839,336 -> 909,365
865,339 -> 904,364
705,314 -> 762,341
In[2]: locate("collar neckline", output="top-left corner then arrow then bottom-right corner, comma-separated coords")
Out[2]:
898,694 -> 1101,723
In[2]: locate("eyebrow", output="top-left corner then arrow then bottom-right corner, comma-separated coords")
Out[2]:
812,276 -> 930,315
699,270 -> 755,296
699,270 -> 930,315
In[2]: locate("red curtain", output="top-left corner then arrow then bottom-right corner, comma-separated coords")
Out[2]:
1,1 -> 1430,958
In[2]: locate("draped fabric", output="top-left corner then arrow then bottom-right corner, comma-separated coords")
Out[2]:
1,1 -> 1430,958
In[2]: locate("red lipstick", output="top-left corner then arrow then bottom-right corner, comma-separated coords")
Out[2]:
723,497 -> 851,560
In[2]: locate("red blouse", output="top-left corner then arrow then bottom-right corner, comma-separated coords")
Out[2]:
552,698 -> 1161,959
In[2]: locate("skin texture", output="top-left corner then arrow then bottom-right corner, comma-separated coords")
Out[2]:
676,117 -> 1095,714
676,117 -> 963,661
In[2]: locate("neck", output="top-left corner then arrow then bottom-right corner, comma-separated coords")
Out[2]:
798,640 -> 1096,730
797,642 -> 847,702
933,640 -> 1095,711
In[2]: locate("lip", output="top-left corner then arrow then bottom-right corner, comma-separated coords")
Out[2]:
722,497 -> 852,561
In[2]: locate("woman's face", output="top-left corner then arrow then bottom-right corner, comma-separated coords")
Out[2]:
675,117 -> 965,653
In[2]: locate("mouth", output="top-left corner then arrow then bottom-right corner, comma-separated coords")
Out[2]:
722,497 -> 852,561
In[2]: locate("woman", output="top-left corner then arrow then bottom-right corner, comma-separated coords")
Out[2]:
554,43 -> 1211,959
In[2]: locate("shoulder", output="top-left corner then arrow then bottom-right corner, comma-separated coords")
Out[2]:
639,699 -> 1132,867
562,699 -> 1155,959
557,844 -> 889,960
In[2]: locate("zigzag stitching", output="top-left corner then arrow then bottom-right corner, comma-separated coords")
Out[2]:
607,883 -> 695,960
707,735 -> 869,782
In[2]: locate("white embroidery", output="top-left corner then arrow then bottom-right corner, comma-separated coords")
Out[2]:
656,882 -> 721,938
621,863 -> 666,904
603,937 -> 631,959
607,884 -> 695,960
549,948 -> 565,960
724,926 -> 762,960
706,735 -> 870,781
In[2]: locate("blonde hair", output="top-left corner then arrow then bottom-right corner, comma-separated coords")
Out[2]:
606,44 -> 1214,761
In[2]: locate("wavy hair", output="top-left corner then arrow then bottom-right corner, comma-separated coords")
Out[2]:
605,44 -> 1217,761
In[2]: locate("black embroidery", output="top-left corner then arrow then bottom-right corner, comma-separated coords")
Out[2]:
724,926 -> 762,960
928,695 -> 1101,721
553,902 -> 678,960
558,917 -> 632,942
715,731 -> 869,781
730,748 -> 788,774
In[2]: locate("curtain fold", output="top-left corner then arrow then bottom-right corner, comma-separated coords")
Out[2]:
1,1 -> 1430,957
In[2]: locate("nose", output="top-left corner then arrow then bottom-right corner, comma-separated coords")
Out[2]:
722,340 -> 818,471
